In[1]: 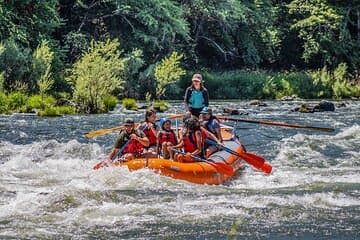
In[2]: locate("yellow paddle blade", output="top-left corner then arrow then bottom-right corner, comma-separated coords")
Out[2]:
84,113 -> 185,138
85,126 -> 125,138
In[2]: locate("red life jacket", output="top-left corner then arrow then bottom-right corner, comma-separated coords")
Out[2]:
122,130 -> 144,157
183,130 -> 204,153
159,130 -> 177,146
141,123 -> 157,146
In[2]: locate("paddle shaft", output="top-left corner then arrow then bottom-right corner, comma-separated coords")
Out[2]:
93,139 -> 131,170
205,139 -> 272,174
217,116 -> 334,132
85,113 -> 184,138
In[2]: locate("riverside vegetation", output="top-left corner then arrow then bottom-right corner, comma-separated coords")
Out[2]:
0,1 -> 359,115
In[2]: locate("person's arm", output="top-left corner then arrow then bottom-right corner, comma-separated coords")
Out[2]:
200,126 -> 222,145
149,122 -> 158,137
108,133 -> 125,160
108,148 -> 119,161
202,87 -> 209,107
213,119 -> 223,143
214,128 -> 223,143
156,132 -> 161,155
130,131 -> 150,147
184,87 -> 191,112
170,131 -> 184,149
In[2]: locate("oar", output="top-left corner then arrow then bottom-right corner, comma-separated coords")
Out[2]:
85,113 -> 185,138
172,149 -> 234,176
217,116 -> 335,132
93,139 -> 131,170
205,139 -> 272,174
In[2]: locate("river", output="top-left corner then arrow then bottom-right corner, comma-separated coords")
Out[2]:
0,100 -> 359,239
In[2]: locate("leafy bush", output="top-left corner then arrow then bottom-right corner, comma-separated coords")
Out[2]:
66,39 -> 125,113
153,100 -> 169,112
38,107 -> 60,117
122,98 -> 138,110
7,91 -> 28,111
26,95 -> 44,110
103,95 -> 118,112
37,105 -> 75,117
0,92 -> 8,114
25,94 -> 57,113
55,106 -> 75,115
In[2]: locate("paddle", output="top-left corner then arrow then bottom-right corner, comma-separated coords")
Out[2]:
85,113 -> 184,138
172,149 -> 234,176
217,116 -> 335,132
205,139 -> 272,174
93,139 -> 131,170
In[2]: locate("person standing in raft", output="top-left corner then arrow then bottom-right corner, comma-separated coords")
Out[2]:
184,73 -> 209,118
108,118 -> 150,162
199,106 -> 223,158
138,109 -> 159,158
156,118 -> 178,159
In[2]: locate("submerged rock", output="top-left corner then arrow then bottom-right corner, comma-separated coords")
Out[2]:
248,99 -> 267,106
292,101 -> 335,113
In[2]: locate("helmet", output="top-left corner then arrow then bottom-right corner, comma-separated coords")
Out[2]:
200,106 -> 211,114
160,117 -> 170,127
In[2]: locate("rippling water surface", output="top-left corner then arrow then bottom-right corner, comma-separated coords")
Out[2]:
0,100 -> 359,239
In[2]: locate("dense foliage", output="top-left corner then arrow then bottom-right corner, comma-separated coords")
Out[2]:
0,0 -> 359,114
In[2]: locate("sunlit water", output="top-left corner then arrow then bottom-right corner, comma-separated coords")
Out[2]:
0,100 -> 359,239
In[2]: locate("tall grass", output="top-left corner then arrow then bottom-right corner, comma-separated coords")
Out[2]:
176,63 -> 359,100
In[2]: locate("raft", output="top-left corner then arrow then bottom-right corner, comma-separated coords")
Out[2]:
110,127 -> 246,185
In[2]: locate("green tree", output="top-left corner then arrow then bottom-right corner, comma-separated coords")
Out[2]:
32,40 -> 54,98
0,0 -> 60,48
287,0 -> 360,68
67,39 -> 125,113
0,39 -> 32,91
154,52 -> 185,100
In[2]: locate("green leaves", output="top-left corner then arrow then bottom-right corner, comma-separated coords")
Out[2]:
32,40 -> 54,97
66,39 -> 125,113
154,52 -> 185,100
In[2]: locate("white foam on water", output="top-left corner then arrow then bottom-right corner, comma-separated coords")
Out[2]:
0,120 -> 359,235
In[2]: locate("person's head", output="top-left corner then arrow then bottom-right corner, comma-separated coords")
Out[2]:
124,118 -> 135,133
199,106 -> 212,120
191,73 -> 203,90
145,109 -> 156,123
186,117 -> 200,132
160,117 -> 171,130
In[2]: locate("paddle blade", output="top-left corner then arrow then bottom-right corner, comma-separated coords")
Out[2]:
210,161 -> 234,176
241,152 -> 265,164
260,162 -> 272,174
85,126 -> 124,138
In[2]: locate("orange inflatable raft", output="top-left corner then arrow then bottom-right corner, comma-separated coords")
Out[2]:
95,127 -> 246,185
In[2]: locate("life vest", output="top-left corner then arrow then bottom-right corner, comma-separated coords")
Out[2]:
204,116 -> 221,137
159,130 -> 177,146
183,130 -> 205,153
141,123 -> 157,146
185,86 -> 209,109
122,130 -> 144,157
